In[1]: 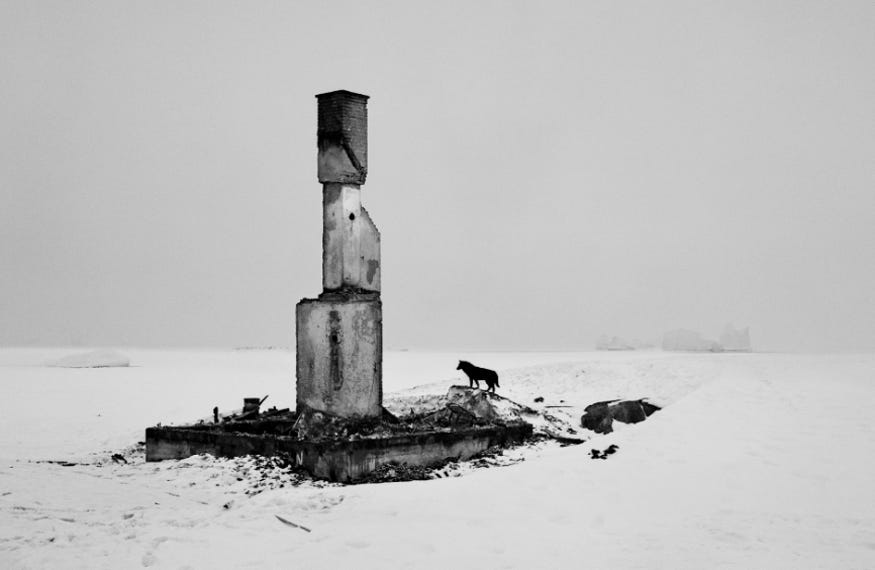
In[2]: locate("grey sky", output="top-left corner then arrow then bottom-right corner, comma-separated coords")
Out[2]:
2,1 -> 873,351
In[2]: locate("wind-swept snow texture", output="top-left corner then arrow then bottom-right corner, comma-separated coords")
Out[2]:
1,349 -> 873,569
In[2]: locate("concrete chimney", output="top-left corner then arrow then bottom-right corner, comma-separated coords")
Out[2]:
296,90 -> 382,420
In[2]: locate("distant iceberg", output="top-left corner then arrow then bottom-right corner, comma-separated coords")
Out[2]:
662,329 -> 722,352
47,349 -> 131,368
596,335 -> 636,351
719,324 -> 752,352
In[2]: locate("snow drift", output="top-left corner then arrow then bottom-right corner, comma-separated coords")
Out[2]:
3,349 -> 872,568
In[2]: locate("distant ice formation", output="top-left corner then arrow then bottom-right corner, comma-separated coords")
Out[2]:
662,325 -> 753,352
47,349 -> 131,368
662,329 -> 722,352
596,335 -> 636,351
595,336 -> 656,351
719,324 -> 752,352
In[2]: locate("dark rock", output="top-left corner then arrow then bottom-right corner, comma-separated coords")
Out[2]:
640,400 -> 660,417
580,399 -> 660,434
581,401 -> 615,434
610,401 -> 647,424
590,444 -> 619,460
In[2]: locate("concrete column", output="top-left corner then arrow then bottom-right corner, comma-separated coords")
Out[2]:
358,207 -> 381,291
322,183 -> 362,290
296,298 -> 382,418
321,184 -> 381,292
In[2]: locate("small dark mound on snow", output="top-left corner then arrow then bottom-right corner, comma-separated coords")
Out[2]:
590,444 -> 619,460
580,399 -> 660,434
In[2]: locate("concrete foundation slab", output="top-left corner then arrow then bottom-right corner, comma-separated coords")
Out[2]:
145,422 -> 532,482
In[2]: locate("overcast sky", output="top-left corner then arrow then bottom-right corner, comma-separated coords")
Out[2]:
1,1 -> 873,351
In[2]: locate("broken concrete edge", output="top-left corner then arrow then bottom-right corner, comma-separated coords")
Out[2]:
303,288 -> 381,303
145,423 -> 531,453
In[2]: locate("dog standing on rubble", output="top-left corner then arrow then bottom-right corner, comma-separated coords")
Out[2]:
456,360 -> 500,393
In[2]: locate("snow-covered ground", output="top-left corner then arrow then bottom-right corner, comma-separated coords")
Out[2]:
1,348 -> 873,568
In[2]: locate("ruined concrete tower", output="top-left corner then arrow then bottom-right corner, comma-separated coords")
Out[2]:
295,90 -> 382,419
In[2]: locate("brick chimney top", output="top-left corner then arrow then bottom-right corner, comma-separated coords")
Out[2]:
316,90 -> 370,100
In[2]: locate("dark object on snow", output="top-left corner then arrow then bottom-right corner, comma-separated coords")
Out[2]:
243,398 -> 261,414
581,402 -> 613,434
580,399 -> 660,434
640,400 -> 661,416
534,396 -> 544,403
276,515 -> 311,532
111,453 -> 127,464
213,406 -> 219,424
260,407 -> 290,419
590,444 -> 620,460
457,360 -> 500,393
238,396 -> 269,420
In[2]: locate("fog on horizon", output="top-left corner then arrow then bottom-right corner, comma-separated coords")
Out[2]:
1,1 -> 873,352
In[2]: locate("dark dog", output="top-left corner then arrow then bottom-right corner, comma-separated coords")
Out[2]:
456,360 -> 500,393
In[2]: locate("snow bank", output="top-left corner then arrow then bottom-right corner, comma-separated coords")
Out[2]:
46,349 -> 131,368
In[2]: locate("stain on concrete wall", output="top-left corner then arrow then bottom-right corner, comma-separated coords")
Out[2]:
328,310 -> 343,391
